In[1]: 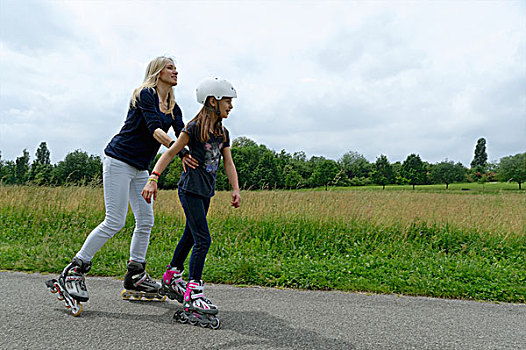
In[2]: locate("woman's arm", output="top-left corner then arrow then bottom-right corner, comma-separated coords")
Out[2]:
139,88 -> 167,134
152,132 -> 189,173
139,89 -> 195,168
153,128 -> 173,147
142,132 -> 190,203
222,147 -> 241,208
153,128 -> 198,171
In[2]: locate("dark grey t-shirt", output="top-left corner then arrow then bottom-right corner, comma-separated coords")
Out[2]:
178,121 -> 230,198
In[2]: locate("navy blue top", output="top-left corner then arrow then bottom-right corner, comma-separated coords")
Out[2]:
104,88 -> 184,170
178,121 -> 230,198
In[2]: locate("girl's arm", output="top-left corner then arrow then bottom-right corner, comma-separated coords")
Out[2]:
142,132 -> 190,203
222,147 -> 241,208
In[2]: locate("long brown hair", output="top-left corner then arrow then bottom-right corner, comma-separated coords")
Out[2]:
187,98 -> 226,143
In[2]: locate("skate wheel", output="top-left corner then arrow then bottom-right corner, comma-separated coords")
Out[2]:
121,290 -> 131,300
53,282 -> 62,295
45,279 -> 58,293
151,295 -> 166,302
57,295 -> 64,301
199,321 -> 208,328
71,303 -> 83,317
173,310 -> 187,324
210,317 -> 220,330
61,293 -> 73,309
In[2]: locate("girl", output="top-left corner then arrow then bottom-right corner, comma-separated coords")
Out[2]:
46,56 -> 197,316
142,77 -> 240,328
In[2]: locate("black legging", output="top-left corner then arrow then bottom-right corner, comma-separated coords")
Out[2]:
170,188 -> 211,280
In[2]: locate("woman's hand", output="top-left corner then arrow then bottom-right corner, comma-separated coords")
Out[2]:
231,189 -> 241,208
142,180 -> 158,204
182,154 -> 198,172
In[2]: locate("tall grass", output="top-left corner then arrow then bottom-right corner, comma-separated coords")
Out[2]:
1,185 -> 524,302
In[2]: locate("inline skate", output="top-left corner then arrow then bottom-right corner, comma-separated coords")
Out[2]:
160,266 -> 186,303
173,280 -> 220,329
45,257 -> 91,316
121,260 -> 166,301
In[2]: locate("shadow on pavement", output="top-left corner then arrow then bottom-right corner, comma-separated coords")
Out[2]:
211,310 -> 355,350
48,298 -> 354,349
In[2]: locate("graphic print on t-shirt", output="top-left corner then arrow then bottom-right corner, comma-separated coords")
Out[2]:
204,142 -> 224,173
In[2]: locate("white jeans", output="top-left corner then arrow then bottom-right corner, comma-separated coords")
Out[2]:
76,156 -> 154,263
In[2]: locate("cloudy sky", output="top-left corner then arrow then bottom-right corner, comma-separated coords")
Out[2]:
1,0 -> 525,166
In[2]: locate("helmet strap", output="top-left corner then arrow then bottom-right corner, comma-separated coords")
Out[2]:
205,97 -> 221,117
214,97 -> 221,117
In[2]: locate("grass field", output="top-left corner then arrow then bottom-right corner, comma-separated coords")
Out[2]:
1,184 -> 524,303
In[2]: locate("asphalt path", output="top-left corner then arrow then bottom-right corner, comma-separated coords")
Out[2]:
1,271 -> 524,350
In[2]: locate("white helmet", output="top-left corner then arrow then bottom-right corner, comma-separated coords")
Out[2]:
196,77 -> 237,105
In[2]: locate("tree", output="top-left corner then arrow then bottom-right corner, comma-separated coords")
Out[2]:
274,149 -> 292,189
471,137 -> 488,170
35,142 -> 51,165
30,142 -> 53,185
371,154 -> 395,189
430,160 -> 466,189
232,144 -> 267,190
498,152 -> 526,190
282,164 -> 303,189
231,136 -> 258,148
310,158 -> 339,190
401,154 -> 426,190
230,139 -> 277,190
53,150 -> 102,185
0,160 -> 16,184
214,159 -> 229,191
291,151 -> 311,182
332,169 -> 351,187
390,161 -> 405,184
0,151 -> 3,181
0,151 -> 17,184
339,151 -> 371,180
254,151 -> 279,189
15,149 -> 30,184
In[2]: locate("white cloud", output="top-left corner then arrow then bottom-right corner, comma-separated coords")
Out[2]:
1,0 -> 525,166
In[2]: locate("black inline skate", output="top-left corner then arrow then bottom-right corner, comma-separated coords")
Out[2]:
45,257 -> 91,316
173,280 -> 220,329
121,260 -> 166,301
160,266 -> 186,303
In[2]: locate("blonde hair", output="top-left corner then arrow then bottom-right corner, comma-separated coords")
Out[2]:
188,98 -> 226,143
130,56 -> 176,117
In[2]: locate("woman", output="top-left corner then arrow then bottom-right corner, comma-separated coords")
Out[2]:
46,56 -> 197,316
142,77 -> 241,329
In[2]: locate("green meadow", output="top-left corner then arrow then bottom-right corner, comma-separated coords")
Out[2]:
1,185 -> 524,303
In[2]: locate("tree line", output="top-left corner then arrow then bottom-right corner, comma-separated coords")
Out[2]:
1,137 -> 525,190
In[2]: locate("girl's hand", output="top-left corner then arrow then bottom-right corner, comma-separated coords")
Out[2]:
231,190 -> 241,208
182,154 -> 198,172
142,180 -> 158,204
